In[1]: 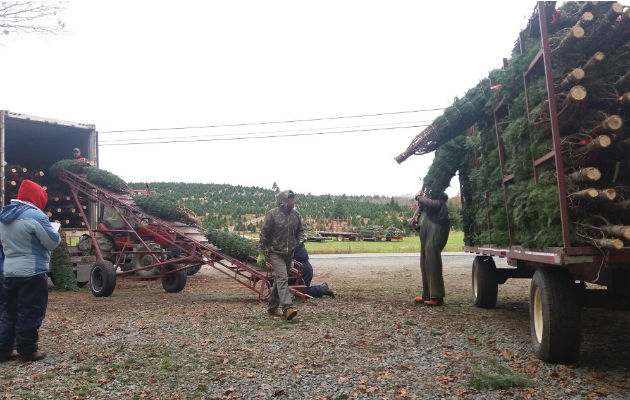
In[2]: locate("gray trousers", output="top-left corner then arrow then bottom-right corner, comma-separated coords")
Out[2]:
267,253 -> 293,312
419,215 -> 450,299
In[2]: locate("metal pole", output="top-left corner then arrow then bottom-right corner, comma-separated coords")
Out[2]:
538,1 -> 572,248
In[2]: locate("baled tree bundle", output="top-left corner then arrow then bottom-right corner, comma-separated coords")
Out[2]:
85,167 -> 129,194
49,240 -> 79,291
49,159 -> 87,179
205,229 -> 257,261
394,81 -> 491,163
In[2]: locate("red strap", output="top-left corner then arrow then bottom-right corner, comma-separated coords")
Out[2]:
551,9 -> 560,24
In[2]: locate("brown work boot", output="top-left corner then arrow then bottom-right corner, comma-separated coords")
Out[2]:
20,351 -> 47,362
284,308 -> 298,321
0,349 -> 18,362
267,308 -> 284,317
321,282 -> 335,298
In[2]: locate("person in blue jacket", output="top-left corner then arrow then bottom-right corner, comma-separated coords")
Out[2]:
0,180 -> 60,362
293,241 -> 335,299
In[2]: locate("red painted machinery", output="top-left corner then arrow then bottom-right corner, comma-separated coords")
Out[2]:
60,169 -> 308,299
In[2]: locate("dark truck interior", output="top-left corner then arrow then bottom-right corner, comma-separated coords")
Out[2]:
4,116 -> 94,171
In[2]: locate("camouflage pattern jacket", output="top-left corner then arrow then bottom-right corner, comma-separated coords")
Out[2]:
258,190 -> 305,256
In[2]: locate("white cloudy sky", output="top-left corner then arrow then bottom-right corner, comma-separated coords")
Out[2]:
1,0 -> 538,197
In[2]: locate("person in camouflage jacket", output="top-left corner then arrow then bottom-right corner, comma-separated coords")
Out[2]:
258,190 -> 304,320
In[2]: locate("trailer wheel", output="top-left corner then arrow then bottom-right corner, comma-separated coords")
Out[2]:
529,268 -> 581,363
162,264 -> 187,293
186,265 -> 202,275
90,260 -> 116,297
472,256 -> 498,308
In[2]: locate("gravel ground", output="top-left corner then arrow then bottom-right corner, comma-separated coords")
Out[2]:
0,255 -> 628,399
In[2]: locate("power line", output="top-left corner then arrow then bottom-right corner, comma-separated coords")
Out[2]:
99,124 -> 429,146
99,108 -> 445,134
99,119 -> 435,143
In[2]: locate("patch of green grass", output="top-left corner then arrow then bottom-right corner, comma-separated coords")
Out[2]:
468,359 -> 531,390
305,231 -> 464,254
76,360 -> 98,376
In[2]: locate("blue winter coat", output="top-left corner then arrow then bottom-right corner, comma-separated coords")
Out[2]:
0,200 -> 61,277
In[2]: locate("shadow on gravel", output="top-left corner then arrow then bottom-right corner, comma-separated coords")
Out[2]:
578,308 -> 630,369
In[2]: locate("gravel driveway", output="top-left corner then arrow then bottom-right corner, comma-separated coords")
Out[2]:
1,253 -> 628,399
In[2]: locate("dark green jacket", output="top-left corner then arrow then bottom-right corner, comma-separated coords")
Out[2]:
259,190 -> 305,256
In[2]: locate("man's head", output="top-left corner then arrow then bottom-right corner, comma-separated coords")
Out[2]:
73,147 -> 81,158
276,190 -> 295,212
17,179 -> 48,210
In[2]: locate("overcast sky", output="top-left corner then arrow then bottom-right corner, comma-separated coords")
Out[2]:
1,0 -> 538,197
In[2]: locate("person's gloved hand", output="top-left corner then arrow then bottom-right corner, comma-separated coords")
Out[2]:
256,253 -> 266,267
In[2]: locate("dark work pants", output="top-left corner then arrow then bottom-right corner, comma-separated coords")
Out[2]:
0,273 -> 49,354
293,247 -> 324,298
419,216 -> 450,299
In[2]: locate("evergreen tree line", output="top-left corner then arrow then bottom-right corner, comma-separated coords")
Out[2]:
130,182 -> 463,234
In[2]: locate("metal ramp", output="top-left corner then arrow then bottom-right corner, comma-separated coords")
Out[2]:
59,169 -> 307,298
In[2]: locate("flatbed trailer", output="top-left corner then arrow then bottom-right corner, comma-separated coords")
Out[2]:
316,230 -> 361,241
461,2 -> 630,363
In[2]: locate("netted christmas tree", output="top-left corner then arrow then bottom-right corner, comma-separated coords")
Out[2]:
205,229 -> 257,260
85,167 -> 129,193
49,240 -> 79,291
48,159 -> 88,179
134,193 -> 178,220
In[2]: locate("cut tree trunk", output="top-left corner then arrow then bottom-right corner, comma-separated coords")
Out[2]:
559,68 -> 585,90
593,238 -> 624,250
583,51 -> 605,71
600,225 -> 630,240
555,25 -> 585,52
567,167 -> 601,183
569,188 -> 598,199
597,189 -> 616,202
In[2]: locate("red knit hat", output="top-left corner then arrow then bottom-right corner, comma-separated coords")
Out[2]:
17,179 -> 48,211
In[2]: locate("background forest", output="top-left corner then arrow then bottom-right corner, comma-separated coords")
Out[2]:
129,182 -> 463,236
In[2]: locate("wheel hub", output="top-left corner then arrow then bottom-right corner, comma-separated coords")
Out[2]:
533,287 -> 543,343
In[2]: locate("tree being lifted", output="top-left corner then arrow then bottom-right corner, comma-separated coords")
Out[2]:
397,1 -> 629,250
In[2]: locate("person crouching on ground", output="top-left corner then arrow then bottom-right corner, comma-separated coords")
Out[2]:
257,190 -> 304,320
0,180 -> 60,362
414,192 -> 450,306
293,241 -> 335,299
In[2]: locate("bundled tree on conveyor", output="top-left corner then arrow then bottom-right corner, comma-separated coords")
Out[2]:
205,228 -> 257,261
133,193 -> 200,226
398,2 -> 629,250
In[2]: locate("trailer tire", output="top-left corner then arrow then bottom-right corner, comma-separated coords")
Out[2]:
90,260 -> 116,297
162,264 -> 187,293
529,268 -> 581,363
472,256 -> 498,308
186,265 -> 202,275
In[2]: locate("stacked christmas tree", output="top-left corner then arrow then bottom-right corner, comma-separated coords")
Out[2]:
401,2 -> 629,249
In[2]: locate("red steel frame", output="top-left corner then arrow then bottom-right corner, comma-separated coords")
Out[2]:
465,1 -> 629,270
60,169 -> 308,299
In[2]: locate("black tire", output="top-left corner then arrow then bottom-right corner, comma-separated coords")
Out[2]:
186,265 -> 202,276
529,268 -> 581,363
90,260 -> 116,297
472,256 -> 498,308
161,264 -> 187,293
77,281 -> 88,288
